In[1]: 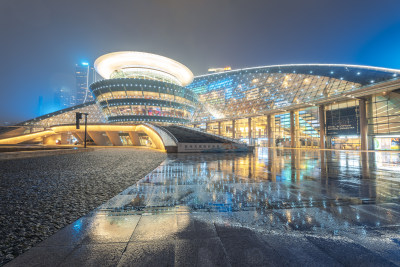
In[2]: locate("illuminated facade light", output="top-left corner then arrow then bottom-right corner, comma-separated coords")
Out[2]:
188,64 -> 400,122
208,67 -> 232,73
91,51 -> 197,124
94,51 -> 193,86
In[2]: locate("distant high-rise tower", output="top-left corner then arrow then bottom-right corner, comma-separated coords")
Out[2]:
55,87 -> 74,109
75,62 -> 95,104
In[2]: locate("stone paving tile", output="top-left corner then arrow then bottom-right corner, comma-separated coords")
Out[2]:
36,215 -> 140,248
175,213 -> 218,240
215,226 -> 284,266
259,233 -> 341,267
175,238 -> 231,267
344,232 -> 400,266
5,246 -> 74,267
271,207 -> 347,232
209,210 -> 288,232
319,205 -> 394,228
97,195 -> 138,210
130,214 -> 178,241
80,215 -> 140,244
60,243 -> 126,267
351,204 -> 400,225
120,183 -> 154,196
36,217 -> 94,247
146,185 -> 212,208
378,203 -> 400,214
306,235 -> 397,266
117,240 -> 175,267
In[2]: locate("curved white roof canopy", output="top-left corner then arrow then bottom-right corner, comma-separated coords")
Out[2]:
94,51 -> 194,86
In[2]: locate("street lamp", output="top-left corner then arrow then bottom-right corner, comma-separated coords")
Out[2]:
76,112 -> 89,148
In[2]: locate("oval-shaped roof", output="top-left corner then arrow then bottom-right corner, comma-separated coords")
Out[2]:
94,51 -> 194,86
187,63 -> 400,121
194,64 -> 400,85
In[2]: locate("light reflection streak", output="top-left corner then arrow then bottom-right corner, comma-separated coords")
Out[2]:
98,148 -> 400,235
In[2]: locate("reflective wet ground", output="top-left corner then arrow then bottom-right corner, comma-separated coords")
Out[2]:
8,148 -> 400,266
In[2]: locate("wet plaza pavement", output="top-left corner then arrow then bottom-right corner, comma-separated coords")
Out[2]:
7,148 -> 400,266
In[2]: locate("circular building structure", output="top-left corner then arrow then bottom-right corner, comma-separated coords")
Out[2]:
90,51 -> 197,124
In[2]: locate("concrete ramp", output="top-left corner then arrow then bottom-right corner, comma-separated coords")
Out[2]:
155,125 -> 251,153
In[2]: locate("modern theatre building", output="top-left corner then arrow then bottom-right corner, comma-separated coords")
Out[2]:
91,52 -> 197,124
1,51 -> 400,151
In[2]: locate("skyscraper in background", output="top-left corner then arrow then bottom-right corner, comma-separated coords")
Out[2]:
75,62 -> 95,104
39,62 -> 97,116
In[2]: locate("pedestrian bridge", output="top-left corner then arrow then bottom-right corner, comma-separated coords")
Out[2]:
0,124 -> 250,153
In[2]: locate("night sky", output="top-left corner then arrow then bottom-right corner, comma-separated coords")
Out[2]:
1,0 -> 400,123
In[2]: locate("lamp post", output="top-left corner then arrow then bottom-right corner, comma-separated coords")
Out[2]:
76,112 -> 89,148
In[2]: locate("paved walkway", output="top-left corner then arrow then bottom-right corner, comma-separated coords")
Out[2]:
7,149 -> 400,266
0,148 -> 166,266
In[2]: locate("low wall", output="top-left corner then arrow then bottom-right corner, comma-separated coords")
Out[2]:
177,143 -> 250,153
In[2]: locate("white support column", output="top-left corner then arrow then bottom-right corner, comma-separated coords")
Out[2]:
359,99 -> 368,151
295,111 -> 300,148
319,105 -> 326,149
232,119 -> 236,139
72,133 -> 83,143
129,132 -> 141,146
290,111 -> 295,148
106,131 -> 123,146
75,132 -> 86,143
88,131 -> 108,146
267,115 -> 275,147
60,132 -> 69,145
248,117 -> 252,145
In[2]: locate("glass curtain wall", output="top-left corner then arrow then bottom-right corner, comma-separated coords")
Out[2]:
206,122 -> 219,135
297,107 -> 320,148
235,118 -> 249,140
325,100 -> 361,150
252,116 -> 268,146
220,120 -> 233,138
273,112 -> 291,147
368,91 -> 400,135
368,91 -> 400,150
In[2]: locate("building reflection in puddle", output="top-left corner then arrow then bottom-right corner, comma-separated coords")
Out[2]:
98,148 -> 400,235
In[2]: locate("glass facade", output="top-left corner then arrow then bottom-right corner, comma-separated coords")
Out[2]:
90,78 -> 198,124
188,65 -> 400,150
297,107 -> 320,148
187,65 -> 398,122
325,100 -> 361,149
368,91 -> 400,135
368,90 -> 400,150
110,68 -> 181,85
75,64 -> 96,105
20,102 -> 105,134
